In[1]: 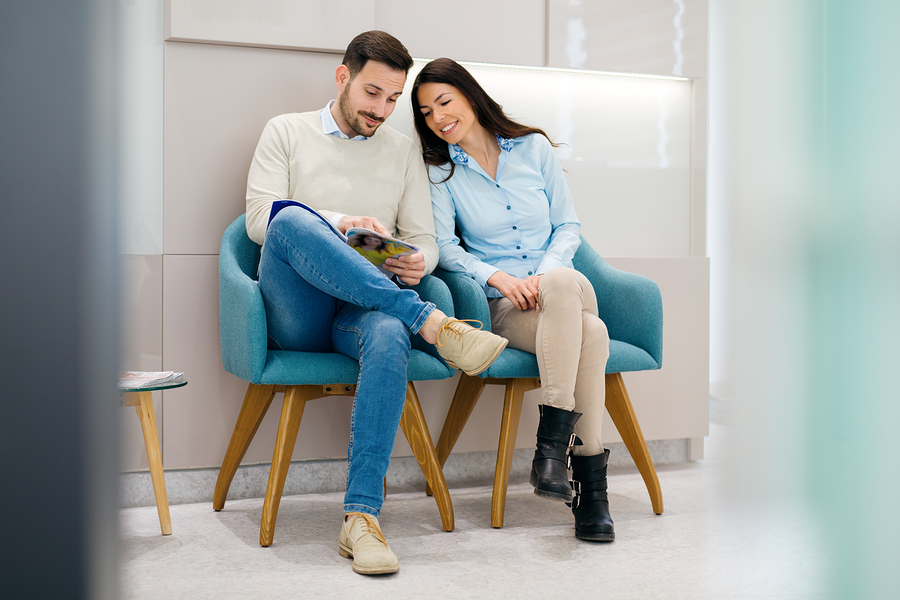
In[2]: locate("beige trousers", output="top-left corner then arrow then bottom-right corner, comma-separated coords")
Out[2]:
488,267 -> 610,455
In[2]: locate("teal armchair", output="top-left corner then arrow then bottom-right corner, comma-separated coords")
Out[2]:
215,215 -> 457,545
431,237 -> 664,527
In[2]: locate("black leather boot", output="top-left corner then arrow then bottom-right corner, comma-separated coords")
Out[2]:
568,450 -> 615,541
530,405 -> 581,501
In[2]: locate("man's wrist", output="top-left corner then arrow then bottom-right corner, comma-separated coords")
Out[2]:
329,212 -> 347,230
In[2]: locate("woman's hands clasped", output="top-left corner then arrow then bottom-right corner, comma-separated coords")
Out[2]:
488,270 -> 543,311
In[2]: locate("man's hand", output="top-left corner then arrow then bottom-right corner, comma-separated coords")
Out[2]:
384,252 -> 427,286
487,271 -> 542,311
337,215 -> 391,236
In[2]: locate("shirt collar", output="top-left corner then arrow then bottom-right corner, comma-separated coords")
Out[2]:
320,100 -> 369,141
449,134 -> 515,165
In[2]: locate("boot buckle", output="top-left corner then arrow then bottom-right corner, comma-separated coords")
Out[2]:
571,479 -> 582,495
568,433 -> 577,447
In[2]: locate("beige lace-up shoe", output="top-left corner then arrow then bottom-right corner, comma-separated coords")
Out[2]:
435,318 -> 508,376
339,513 -> 399,575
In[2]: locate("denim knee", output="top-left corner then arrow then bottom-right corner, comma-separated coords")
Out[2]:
358,313 -> 411,357
266,207 -> 321,246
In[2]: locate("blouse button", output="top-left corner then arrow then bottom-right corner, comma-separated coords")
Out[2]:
506,206 -> 511,210
528,271 -> 533,275
516,246 -> 521,249
512,226 -> 517,230
496,184 -> 500,188
522,255 -> 527,259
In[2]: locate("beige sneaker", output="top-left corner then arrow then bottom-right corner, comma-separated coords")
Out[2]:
436,318 -> 508,376
339,513 -> 399,575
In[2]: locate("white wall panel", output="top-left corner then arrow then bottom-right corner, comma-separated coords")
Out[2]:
165,0 -> 374,52
163,42 -> 342,255
374,0 -> 545,67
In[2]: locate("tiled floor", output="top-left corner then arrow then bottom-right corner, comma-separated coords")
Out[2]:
120,424 -> 831,599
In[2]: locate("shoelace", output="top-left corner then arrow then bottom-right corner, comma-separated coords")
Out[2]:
348,513 -> 387,545
436,319 -> 484,348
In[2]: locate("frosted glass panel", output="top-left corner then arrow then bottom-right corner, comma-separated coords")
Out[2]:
389,61 -> 693,257
119,0 -> 164,255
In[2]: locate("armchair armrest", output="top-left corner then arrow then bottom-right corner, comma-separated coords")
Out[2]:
409,273 -> 455,359
219,216 -> 268,383
573,238 -> 663,369
432,267 -> 493,331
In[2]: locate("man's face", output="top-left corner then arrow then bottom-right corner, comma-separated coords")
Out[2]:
335,60 -> 407,138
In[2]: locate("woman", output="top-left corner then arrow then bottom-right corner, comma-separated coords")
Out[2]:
413,58 -> 614,542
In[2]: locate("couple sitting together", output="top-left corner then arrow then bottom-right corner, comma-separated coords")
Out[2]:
244,30 -> 614,576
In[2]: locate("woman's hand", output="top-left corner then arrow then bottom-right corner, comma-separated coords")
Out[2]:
488,271 -> 542,311
384,252 -> 427,286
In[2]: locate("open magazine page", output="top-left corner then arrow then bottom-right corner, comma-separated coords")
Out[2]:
345,227 -> 419,276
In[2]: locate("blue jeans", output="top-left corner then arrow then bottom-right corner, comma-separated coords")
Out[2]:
258,207 -> 435,517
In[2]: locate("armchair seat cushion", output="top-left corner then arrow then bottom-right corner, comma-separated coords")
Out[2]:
607,340 -> 659,373
258,348 -> 451,386
480,340 -> 658,380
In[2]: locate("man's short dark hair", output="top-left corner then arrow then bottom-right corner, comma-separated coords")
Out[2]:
342,30 -> 413,78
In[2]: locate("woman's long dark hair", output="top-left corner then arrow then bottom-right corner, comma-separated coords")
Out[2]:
411,58 -> 556,182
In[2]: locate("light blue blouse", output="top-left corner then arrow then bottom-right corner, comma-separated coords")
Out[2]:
428,133 -> 581,298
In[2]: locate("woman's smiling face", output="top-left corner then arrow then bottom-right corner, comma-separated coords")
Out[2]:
416,82 -> 479,146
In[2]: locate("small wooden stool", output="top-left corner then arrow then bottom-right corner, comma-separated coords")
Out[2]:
120,379 -> 187,535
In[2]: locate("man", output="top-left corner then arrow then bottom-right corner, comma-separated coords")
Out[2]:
244,31 -> 507,575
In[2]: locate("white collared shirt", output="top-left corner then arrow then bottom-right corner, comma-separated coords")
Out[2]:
319,100 -> 367,227
320,99 -> 369,141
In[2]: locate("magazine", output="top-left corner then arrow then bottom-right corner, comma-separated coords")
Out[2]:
267,200 -> 419,276
345,227 -> 419,271
118,371 -> 186,390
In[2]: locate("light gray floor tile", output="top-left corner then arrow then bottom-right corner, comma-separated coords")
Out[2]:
120,424 -> 832,599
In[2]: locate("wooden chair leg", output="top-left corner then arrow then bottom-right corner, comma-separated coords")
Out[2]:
133,391 -> 172,535
399,382 -> 455,532
605,372 -> 664,515
259,385 -> 312,547
490,378 -> 529,528
213,383 -> 276,511
426,373 -> 487,496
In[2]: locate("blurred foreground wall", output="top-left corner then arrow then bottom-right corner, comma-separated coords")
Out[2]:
711,1 -> 900,596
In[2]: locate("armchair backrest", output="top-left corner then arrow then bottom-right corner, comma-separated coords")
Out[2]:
572,237 -> 663,369
219,215 -> 268,383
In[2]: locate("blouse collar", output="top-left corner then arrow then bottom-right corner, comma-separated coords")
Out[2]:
449,134 -> 515,165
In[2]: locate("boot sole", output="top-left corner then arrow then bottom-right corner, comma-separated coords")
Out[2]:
533,487 -> 574,502
575,530 -> 615,542
339,543 -> 400,575
445,338 -> 508,376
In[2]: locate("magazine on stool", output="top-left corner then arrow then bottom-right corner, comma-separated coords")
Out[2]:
118,371 -> 186,390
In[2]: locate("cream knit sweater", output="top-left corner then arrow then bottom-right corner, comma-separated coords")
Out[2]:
245,111 -> 438,273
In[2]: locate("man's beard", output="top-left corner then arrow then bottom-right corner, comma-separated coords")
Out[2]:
338,92 -> 384,137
